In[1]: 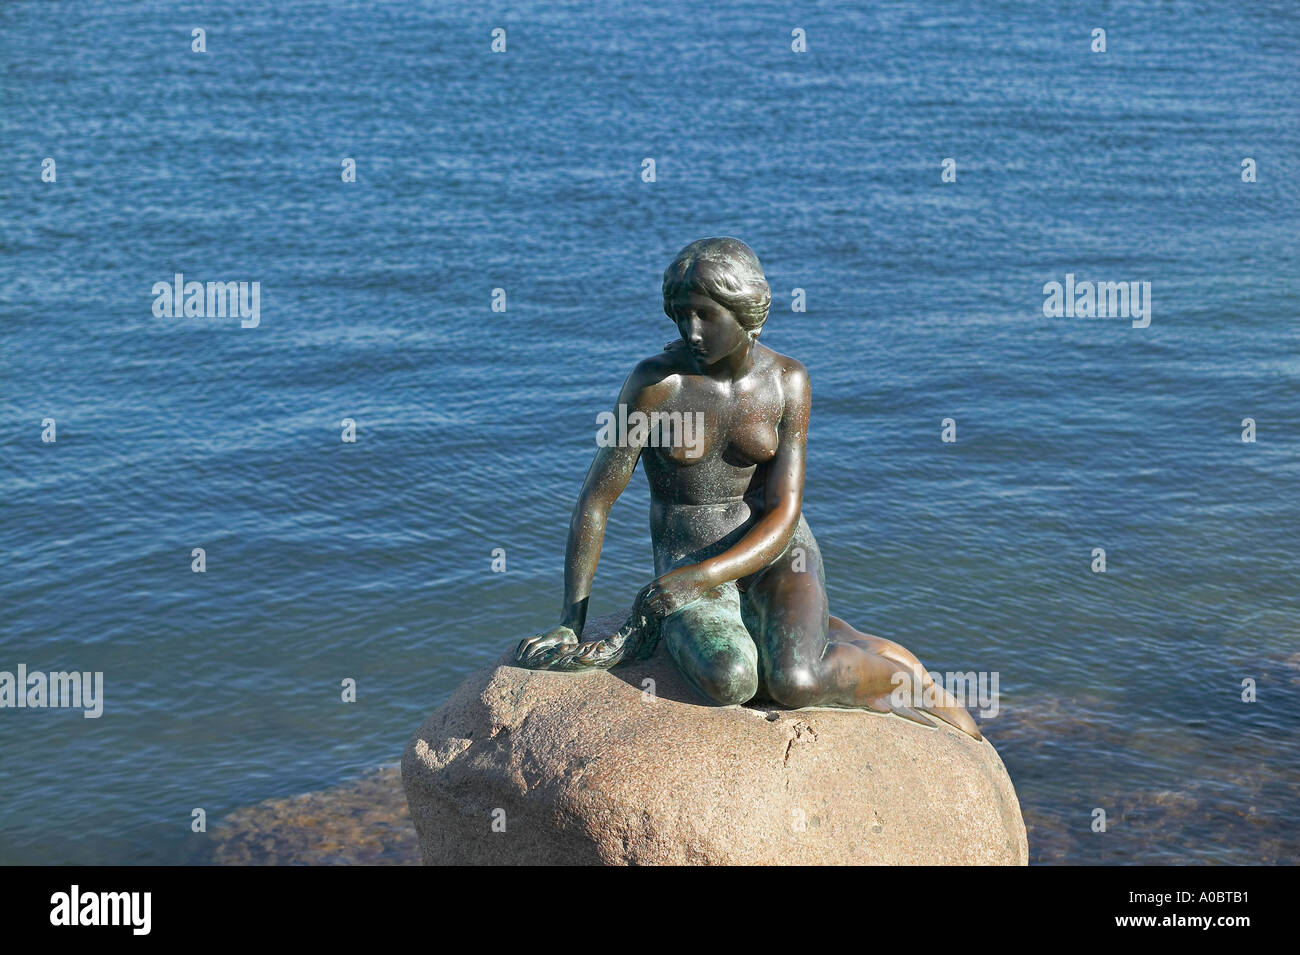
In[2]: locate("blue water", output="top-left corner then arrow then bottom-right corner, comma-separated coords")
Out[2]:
2,0 -> 1297,865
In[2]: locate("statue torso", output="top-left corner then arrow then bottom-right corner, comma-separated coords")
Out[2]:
636,341 -> 792,573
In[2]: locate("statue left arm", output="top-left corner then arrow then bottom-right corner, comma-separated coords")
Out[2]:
637,361 -> 809,619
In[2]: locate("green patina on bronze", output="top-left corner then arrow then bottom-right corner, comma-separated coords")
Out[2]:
516,237 -> 981,740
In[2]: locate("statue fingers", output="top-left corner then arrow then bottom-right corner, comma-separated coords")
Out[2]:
516,626 -> 576,662
641,587 -> 680,619
515,634 -> 550,660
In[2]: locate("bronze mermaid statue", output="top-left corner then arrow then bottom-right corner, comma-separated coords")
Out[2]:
515,237 -> 981,740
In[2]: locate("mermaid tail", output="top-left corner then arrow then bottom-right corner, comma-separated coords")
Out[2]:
833,616 -> 983,740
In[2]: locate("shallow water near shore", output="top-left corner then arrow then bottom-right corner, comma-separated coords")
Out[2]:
3,0 -> 1298,865
209,765 -> 419,866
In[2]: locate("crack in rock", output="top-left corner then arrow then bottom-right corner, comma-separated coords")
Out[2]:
782,720 -> 819,766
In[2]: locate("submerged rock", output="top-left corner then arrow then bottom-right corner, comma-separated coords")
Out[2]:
402,610 -> 1028,865
213,766 -> 419,865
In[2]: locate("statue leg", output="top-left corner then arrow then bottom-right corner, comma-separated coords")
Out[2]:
743,520 -> 982,740
660,581 -> 759,706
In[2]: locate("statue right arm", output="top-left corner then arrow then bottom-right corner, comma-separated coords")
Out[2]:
559,370 -> 653,636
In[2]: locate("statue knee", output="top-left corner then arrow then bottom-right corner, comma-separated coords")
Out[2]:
696,653 -> 758,706
766,666 -> 822,709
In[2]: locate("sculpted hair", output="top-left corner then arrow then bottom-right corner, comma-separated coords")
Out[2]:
662,237 -> 772,339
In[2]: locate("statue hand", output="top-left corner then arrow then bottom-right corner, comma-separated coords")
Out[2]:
634,566 -> 712,620
515,625 -> 578,664
555,635 -> 623,668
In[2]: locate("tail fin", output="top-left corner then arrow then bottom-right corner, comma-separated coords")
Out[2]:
835,616 -> 983,741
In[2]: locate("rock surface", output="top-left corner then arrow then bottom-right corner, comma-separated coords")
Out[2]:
402,610 -> 1029,865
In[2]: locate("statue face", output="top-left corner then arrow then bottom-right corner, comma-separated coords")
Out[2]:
669,290 -> 750,367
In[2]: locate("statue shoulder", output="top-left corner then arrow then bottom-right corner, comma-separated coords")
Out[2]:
623,345 -> 687,401
758,347 -> 810,413
757,345 -> 809,389
632,341 -> 689,378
